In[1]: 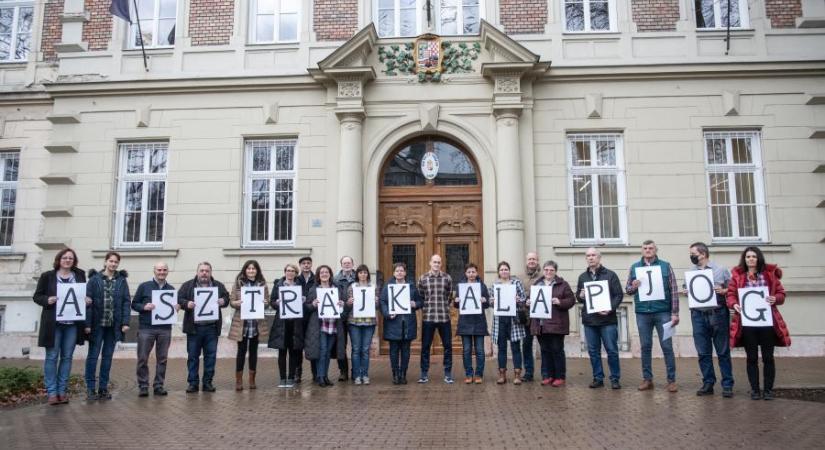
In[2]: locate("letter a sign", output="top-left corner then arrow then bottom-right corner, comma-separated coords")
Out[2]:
241,286 -> 265,320
738,287 -> 773,327
458,283 -> 482,315
529,285 -> 552,319
56,283 -> 86,321
194,287 -> 219,322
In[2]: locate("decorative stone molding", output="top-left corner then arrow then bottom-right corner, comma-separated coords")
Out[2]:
419,103 -> 440,131
722,91 -> 740,116
495,76 -> 520,94
136,105 -> 151,128
586,93 -> 603,119
336,221 -> 364,232
497,220 -> 524,231
264,102 -> 279,124
338,81 -> 362,98
44,143 -> 79,153
46,113 -> 81,124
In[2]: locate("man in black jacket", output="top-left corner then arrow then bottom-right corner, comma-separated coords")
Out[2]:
131,262 -> 177,397
178,262 -> 229,393
576,248 -> 624,389
295,256 -> 314,383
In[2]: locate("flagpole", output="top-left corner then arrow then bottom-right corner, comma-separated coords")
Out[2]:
132,0 -> 149,71
725,0 -> 731,55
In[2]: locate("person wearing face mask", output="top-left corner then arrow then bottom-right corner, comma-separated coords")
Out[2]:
681,242 -> 733,398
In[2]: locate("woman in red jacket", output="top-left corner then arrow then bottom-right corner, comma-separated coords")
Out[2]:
726,246 -> 790,401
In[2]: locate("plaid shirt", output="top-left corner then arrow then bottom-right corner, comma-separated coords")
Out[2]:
101,275 -> 115,327
490,277 -> 527,342
417,270 -> 453,323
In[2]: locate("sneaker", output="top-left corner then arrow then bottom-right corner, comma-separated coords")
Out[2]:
464,377 -> 473,384
98,389 -> 112,400
722,387 -> 733,398
763,390 -> 774,401
354,377 -> 363,385
362,377 -> 370,385
541,378 -> 553,386
589,379 -> 604,389
86,390 -> 99,401
751,390 -> 762,400
444,376 -> 455,384
611,380 -> 622,390
551,379 -> 566,387
153,387 -> 168,396
202,383 -> 216,393
638,380 -> 653,391
474,376 -> 483,384
139,387 -> 150,397
417,375 -> 429,384
186,384 -> 199,393
696,383 -> 714,396
285,379 -> 295,388
278,380 -> 288,388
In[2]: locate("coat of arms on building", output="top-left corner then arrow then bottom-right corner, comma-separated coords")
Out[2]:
378,35 -> 480,83
414,34 -> 442,75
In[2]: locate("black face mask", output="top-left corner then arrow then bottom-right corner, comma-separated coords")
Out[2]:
690,255 -> 700,265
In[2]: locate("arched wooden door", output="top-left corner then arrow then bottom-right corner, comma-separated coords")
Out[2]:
378,136 -> 482,355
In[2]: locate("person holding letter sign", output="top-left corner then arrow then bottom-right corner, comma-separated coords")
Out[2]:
228,260 -> 270,391
306,265 -> 345,387
269,263 -> 306,388
626,240 -> 680,393
727,247 -> 790,401
84,252 -> 131,401
345,264 -> 378,385
490,261 -> 527,385
380,263 -> 423,385
294,256 -> 315,383
575,248 -> 623,389
131,262 -> 177,397
417,254 -> 454,384
681,243 -> 734,398
452,263 -> 489,384
333,256 -> 356,382
521,252 -> 542,382
527,261 -> 575,387
32,248 -> 89,405
178,262 -> 230,393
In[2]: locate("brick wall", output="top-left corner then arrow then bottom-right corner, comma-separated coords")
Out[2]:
82,0 -> 113,51
314,0 -> 358,41
765,0 -> 803,28
189,0 -> 234,46
631,0 -> 680,32
41,0 -> 63,62
499,0 -> 548,34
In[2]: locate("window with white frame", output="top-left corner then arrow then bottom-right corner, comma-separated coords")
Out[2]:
704,130 -> 767,241
250,0 -> 300,43
0,152 -> 19,248
695,0 -> 749,29
244,139 -> 297,247
128,0 -> 176,49
376,0 -> 482,38
116,143 -> 167,247
0,1 -> 33,62
564,0 -> 616,32
567,134 -> 627,244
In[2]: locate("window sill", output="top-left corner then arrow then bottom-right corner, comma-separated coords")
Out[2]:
562,31 -> 620,37
223,247 -> 312,257
706,243 -> 791,253
92,249 -> 179,258
245,42 -> 300,50
553,246 -> 635,255
0,252 -> 26,261
122,47 -> 174,55
0,61 -> 28,67
695,28 -> 755,37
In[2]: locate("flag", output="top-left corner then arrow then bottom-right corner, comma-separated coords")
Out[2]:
110,0 -> 131,23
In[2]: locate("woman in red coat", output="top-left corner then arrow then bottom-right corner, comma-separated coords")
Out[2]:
726,246 -> 790,401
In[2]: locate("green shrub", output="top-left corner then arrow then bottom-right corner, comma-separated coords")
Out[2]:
0,367 -> 43,402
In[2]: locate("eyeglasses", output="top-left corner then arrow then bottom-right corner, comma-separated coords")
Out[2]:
285,269 -> 297,273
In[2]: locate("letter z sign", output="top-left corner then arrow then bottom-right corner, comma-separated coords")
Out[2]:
194,288 -> 219,322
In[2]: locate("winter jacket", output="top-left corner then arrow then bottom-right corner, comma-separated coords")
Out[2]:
305,283 -> 346,360
626,257 -> 675,314
575,265 -> 623,327
529,276 -> 576,336
452,277 -> 489,336
227,275 -> 270,342
131,278 -> 176,330
85,269 -> 132,341
726,264 -> 791,348
32,268 -> 88,348
380,279 -> 423,341
177,277 -> 230,335
268,277 -> 307,350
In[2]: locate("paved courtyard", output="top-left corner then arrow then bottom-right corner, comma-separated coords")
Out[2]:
1,356 -> 824,449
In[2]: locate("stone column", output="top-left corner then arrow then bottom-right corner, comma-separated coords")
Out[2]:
335,111 -> 365,263
494,108 -> 525,268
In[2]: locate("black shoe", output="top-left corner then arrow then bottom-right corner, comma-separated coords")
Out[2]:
392,375 -> 399,385
323,377 -> 334,387
315,378 -> 326,388
522,375 -> 534,383
750,390 -> 762,400
186,384 -> 199,393
98,389 -> 112,400
294,376 -> 302,384
202,382 -> 216,393
87,390 -> 99,401
610,380 -> 622,390
722,387 -> 733,398
696,383 -> 715,396
589,379 -> 604,389
763,390 -> 774,400
153,387 -> 168,396
139,387 -> 150,397
338,374 -> 348,382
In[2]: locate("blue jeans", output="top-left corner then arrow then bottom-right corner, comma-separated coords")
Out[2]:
521,334 -> 534,379
583,324 -> 620,382
389,340 -> 412,375
349,325 -> 375,378
44,324 -> 77,397
84,326 -> 117,392
691,308 -> 733,389
318,332 -> 336,380
186,325 -> 218,386
636,311 -> 676,382
461,335 -> 485,377
420,321 -> 452,377
496,319 -> 523,370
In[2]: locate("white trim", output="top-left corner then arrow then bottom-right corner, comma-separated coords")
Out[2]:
248,0 -> 302,44
127,0 -> 178,49
0,1 -> 33,62
242,138 -> 298,248
114,142 -> 168,248
693,0 -> 750,30
562,0 -> 617,33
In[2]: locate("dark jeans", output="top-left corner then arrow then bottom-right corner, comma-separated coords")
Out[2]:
496,319 -> 523,370
420,320 -> 452,377
521,334 -> 535,379
742,326 -> 776,391
235,335 -> 259,372
538,334 -> 566,380
331,332 -> 349,377
349,325 -> 375,378
136,327 -> 171,389
691,308 -> 733,389
85,326 -> 117,392
583,324 -> 620,382
389,339 -> 412,375
186,325 -> 219,386
637,311 -> 676,382
461,335 -> 485,377
278,347 -> 301,380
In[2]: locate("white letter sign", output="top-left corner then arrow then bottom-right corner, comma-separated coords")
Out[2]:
387,284 -> 411,315
241,286 -> 265,320
458,283 -> 482,315
529,285 -> 553,319
56,283 -> 86,321
738,287 -> 773,327
278,285 -> 303,319
635,265 -> 665,302
151,290 -> 178,325
194,287 -> 219,322
317,288 -> 341,319
493,284 -> 517,317
686,269 -> 716,309
584,280 -> 612,314
352,286 -> 376,319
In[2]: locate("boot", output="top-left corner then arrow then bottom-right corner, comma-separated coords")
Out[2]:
248,370 -> 257,390
235,371 -> 243,391
513,369 -> 523,385
496,368 -> 507,385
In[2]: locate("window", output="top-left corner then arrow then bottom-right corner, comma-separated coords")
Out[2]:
250,0 -> 300,43
115,143 -> 167,247
0,1 -> 33,62
695,0 -> 749,29
0,152 -> 19,248
567,134 -> 627,244
244,139 -> 297,247
564,0 -> 616,32
376,0 -> 482,38
383,138 -> 478,186
704,130 -> 766,241
129,0 -> 176,49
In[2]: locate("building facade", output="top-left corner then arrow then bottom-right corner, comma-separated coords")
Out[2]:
0,0 -> 823,358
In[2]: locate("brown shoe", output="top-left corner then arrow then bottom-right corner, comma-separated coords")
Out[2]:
496,368 -> 507,385
235,371 -> 244,391
473,376 -> 483,384
58,395 -> 69,404
666,381 -> 678,393
638,380 -> 654,391
47,395 -> 59,405
513,369 -> 523,385
248,370 -> 257,390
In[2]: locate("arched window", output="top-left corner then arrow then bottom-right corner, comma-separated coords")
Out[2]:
382,138 -> 478,187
